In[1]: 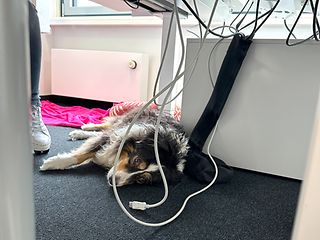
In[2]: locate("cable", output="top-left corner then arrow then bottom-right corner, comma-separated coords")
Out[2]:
181,0 -> 236,38
155,31 -> 242,108
208,38 -> 225,88
238,3 -> 277,32
147,0 -> 187,210
227,0 -> 252,34
247,0 -> 261,40
193,0 -> 203,40
112,0 -> 221,227
230,0 -> 252,28
152,0 -> 220,107
284,19 -> 297,39
251,0 -> 280,36
311,0 -> 320,41
235,1 -> 255,33
111,0 -> 318,228
154,27 -> 242,107
112,0 -> 185,226
186,29 -> 200,38
152,12 -> 175,105
285,0 -> 317,46
286,0 -> 308,44
153,1 -> 245,108
221,21 -> 226,36
123,0 -> 140,9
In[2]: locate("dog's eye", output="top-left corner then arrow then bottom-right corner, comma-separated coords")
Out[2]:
130,157 -> 141,167
130,157 -> 147,170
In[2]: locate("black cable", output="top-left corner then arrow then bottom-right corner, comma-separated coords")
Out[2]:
248,0 -> 261,40
311,0 -> 320,41
285,4 -> 319,46
235,1 -> 254,32
182,0 -> 244,38
252,0 -> 280,35
124,0 -> 140,9
284,19 -> 297,39
181,0 -> 225,38
286,0 -> 311,46
229,0 -> 251,27
239,7 -> 273,32
221,21 -> 226,36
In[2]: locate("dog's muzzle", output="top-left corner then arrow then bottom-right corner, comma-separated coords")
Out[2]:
107,167 -> 132,187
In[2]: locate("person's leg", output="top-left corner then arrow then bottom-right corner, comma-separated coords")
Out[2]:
29,1 -> 51,153
29,1 -> 41,106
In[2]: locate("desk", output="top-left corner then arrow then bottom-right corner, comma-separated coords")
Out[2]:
181,38 -> 320,180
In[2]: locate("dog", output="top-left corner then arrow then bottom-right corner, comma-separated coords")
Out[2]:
40,107 -> 189,187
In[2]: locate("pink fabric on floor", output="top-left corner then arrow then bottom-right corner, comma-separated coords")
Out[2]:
41,100 -> 110,128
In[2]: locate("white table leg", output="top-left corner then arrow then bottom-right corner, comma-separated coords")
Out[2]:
0,1 -> 35,240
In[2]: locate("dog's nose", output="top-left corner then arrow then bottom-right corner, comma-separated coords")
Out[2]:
108,175 -> 119,186
108,176 -> 113,186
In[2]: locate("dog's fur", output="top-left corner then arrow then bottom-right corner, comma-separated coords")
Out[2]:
40,107 -> 189,187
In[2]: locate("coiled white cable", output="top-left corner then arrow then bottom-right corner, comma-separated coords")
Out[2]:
111,0 -> 233,227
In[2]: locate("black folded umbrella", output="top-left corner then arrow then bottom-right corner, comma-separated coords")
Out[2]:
185,34 -> 252,183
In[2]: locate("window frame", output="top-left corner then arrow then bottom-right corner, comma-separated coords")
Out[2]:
61,0 -> 130,17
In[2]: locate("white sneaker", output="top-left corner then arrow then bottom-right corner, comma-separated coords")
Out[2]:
31,105 -> 51,154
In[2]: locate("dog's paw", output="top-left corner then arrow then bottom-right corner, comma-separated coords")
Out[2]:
40,155 -> 75,171
81,123 -> 97,131
40,156 -> 60,171
69,130 -> 89,141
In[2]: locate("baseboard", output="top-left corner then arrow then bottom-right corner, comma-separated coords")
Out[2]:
40,95 -> 113,110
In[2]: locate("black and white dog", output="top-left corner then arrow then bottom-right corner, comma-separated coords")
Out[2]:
40,107 -> 189,187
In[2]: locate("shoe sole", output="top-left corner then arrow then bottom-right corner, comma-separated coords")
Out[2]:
34,149 -> 50,155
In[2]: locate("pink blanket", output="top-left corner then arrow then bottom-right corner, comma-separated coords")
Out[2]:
41,100 -> 110,128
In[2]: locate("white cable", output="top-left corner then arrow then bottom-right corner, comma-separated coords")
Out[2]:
111,0 -> 185,225
146,0 -> 186,209
208,38 -> 225,88
111,0 -> 228,227
152,11 -> 175,104
154,11 -> 243,107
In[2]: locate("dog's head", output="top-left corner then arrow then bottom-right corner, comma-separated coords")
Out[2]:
107,132 -> 187,187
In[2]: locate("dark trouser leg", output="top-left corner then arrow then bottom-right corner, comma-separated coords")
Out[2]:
28,1 -> 42,106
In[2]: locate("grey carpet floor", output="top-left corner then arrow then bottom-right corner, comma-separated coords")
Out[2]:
33,126 -> 301,240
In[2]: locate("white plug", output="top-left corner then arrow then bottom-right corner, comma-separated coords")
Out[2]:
129,201 -> 148,211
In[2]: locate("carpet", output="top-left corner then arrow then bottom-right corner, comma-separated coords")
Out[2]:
33,126 -> 301,240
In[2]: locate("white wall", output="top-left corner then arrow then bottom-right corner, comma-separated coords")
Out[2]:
39,33 -> 52,95
39,19 -> 164,99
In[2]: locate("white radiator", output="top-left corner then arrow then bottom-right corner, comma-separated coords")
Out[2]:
51,48 -> 149,102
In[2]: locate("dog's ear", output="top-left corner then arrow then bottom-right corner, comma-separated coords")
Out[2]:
156,133 -> 174,153
123,137 -> 137,151
139,131 -> 173,152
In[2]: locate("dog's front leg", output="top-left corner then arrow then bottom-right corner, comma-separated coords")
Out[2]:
40,153 -> 77,171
